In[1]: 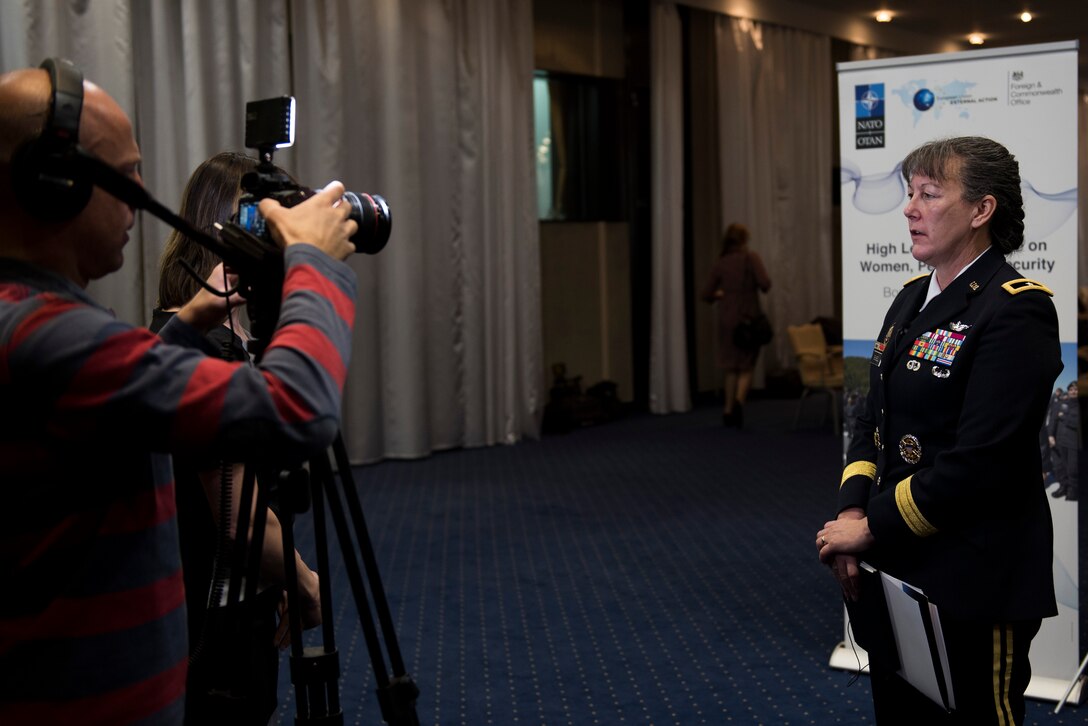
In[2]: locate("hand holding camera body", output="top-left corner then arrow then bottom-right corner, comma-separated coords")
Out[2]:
224,96 -> 391,254
214,96 -> 392,350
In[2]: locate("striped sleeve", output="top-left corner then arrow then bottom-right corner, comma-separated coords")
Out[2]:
160,245 -> 357,461
4,245 -> 356,464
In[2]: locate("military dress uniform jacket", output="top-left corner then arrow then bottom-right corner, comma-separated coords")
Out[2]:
837,247 -> 1062,622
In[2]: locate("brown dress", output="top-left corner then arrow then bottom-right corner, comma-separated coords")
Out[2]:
701,247 -> 772,370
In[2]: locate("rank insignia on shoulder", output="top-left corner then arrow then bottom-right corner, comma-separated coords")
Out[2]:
1001,278 -> 1054,296
903,273 -> 929,287
948,321 -> 970,332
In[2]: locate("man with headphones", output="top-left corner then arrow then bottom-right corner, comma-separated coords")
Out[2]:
0,59 -> 357,724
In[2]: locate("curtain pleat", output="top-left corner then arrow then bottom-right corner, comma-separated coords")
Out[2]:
649,1 -> 690,414
130,0 -> 293,317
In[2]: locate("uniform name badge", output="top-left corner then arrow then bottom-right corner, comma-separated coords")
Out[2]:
871,324 -> 895,366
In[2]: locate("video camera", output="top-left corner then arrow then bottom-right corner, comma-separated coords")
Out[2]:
208,97 -> 392,355
233,96 -> 392,256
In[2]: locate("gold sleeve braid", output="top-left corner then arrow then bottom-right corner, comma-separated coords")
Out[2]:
895,476 -> 938,537
840,461 -> 876,488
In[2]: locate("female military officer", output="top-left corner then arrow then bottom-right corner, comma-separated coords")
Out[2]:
816,137 -> 1062,724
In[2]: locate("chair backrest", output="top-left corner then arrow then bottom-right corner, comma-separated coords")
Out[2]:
787,323 -> 825,354
787,323 -> 841,389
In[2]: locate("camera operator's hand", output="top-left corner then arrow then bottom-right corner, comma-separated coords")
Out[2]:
175,262 -> 245,334
273,558 -> 322,650
259,181 -> 357,261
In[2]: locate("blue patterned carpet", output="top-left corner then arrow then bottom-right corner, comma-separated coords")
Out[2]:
271,402 -> 1082,725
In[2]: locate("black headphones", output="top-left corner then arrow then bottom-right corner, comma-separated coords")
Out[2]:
11,57 -> 95,221
4,59 -> 250,271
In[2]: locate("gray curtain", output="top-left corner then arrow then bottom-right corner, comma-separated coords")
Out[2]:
649,0 -> 690,413
0,0 -> 542,464
715,16 -> 834,382
680,10 -> 835,395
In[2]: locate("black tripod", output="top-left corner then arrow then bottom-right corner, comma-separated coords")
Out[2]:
66,122 -> 414,723
228,433 -> 420,725
199,206 -> 418,724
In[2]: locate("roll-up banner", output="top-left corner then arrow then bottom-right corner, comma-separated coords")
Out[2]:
833,41 -> 1080,703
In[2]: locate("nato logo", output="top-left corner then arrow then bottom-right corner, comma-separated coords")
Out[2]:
913,88 -> 935,111
855,84 -> 885,149
855,84 -> 884,117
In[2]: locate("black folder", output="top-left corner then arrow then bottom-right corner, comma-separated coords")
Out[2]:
843,562 -> 900,674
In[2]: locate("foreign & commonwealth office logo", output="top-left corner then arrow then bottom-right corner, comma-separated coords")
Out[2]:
855,83 -> 885,149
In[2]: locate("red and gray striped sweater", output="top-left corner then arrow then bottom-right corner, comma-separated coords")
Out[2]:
0,245 -> 356,724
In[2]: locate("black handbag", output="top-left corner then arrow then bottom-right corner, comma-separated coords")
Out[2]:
734,311 -> 773,349
732,252 -> 773,350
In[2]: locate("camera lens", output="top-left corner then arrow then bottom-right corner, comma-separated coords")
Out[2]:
342,191 -> 391,255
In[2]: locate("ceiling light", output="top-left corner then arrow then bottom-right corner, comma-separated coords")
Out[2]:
874,10 -> 893,23
968,32 -> 985,45
1020,11 -> 1033,23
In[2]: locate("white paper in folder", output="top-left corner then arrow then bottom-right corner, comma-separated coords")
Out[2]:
879,571 -> 956,711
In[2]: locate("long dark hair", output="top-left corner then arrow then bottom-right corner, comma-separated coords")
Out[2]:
156,152 -> 258,309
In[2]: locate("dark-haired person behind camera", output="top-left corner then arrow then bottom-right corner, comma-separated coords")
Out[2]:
0,63 -> 356,724
150,152 -> 323,724
816,136 -> 1061,724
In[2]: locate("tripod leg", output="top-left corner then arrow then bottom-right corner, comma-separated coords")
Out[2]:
1055,650 -> 1088,713
277,480 -> 310,717
243,467 -> 273,608
306,462 -> 342,718
280,464 -> 343,723
225,463 -> 258,609
277,441 -> 419,726
331,436 -> 410,677
327,436 -> 420,725
310,450 -> 390,690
